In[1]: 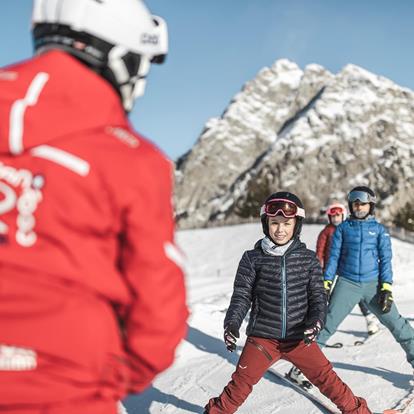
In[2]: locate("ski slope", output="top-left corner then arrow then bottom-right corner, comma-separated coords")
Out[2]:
124,223 -> 414,414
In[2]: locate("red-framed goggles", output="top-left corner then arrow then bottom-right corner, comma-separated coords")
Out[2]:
260,198 -> 306,218
327,206 -> 345,216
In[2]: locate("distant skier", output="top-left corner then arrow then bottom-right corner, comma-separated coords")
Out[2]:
316,203 -> 350,269
316,186 -> 414,362
0,1 -> 188,413
287,202 -> 380,387
204,192 -> 371,413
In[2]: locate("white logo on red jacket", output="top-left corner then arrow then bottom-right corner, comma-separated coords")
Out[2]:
0,344 -> 37,371
106,126 -> 140,148
0,161 -> 43,247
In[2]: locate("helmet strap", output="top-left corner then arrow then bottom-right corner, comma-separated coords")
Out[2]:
107,46 -> 150,112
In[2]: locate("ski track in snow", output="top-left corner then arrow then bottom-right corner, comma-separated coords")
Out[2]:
124,223 -> 414,414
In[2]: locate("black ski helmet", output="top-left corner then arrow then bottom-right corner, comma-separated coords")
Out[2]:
347,186 -> 376,216
260,191 -> 305,239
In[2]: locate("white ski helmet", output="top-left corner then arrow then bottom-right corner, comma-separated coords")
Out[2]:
326,202 -> 347,223
32,0 -> 168,112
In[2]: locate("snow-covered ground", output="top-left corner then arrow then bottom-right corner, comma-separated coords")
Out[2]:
124,223 -> 414,414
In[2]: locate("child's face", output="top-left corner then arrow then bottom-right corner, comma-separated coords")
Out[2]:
268,215 -> 296,245
330,214 -> 343,226
352,201 -> 370,218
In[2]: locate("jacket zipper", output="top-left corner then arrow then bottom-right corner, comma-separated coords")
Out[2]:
281,255 -> 287,338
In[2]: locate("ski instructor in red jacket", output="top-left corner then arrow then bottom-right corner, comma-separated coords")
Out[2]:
0,1 -> 188,413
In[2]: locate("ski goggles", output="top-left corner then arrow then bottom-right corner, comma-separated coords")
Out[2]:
348,190 -> 376,204
260,199 -> 306,218
327,206 -> 345,216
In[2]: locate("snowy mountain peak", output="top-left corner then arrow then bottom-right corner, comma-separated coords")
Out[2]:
175,59 -> 414,229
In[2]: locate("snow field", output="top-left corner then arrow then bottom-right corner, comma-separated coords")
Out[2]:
125,223 -> 414,414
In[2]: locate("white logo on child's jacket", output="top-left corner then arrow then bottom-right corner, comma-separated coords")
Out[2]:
369,231 -> 376,236
0,162 -> 43,247
0,344 -> 37,371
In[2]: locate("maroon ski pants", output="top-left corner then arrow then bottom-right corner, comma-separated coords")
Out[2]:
205,336 -> 371,414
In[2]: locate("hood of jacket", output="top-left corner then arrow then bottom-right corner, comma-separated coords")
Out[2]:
0,50 -> 128,155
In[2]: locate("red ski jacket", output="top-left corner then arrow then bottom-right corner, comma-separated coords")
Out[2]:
0,51 -> 188,394
316,224 -> 336,271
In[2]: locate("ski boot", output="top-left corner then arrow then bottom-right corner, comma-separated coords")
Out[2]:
286,366 -> 313,390
365,313 -> 380,335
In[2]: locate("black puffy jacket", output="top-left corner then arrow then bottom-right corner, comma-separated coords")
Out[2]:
224,238 -> 326,341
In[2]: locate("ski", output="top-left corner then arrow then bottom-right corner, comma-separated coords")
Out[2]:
386,388 -> 414,413
325,328 -> 386,349
267,364 -> 388,413
325,342 -> 344,348
353,328 -> 386,346
266,365 -> 341,414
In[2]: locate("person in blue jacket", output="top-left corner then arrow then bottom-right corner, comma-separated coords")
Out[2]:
316,186 -> 414,369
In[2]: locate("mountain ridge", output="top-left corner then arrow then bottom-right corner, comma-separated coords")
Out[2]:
175,59 -> 414,229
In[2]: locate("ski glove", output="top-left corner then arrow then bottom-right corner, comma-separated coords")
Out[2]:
378,282 -> 393,314
304,320 -> 322,346
324,280 -> 333,301
324,279 -> 332,293
224,323 -> 240,352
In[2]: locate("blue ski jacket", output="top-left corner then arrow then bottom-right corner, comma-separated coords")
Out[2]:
324,216 -> 392,284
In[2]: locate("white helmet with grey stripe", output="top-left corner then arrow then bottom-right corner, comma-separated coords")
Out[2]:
32,0 -> 168,112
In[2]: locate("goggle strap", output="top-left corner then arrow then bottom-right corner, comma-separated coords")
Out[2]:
296,207 -> 306,218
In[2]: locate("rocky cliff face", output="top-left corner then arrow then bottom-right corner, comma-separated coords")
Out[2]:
175,59 -> 414,229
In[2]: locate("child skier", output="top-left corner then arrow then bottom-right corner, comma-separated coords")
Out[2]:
316,186 -> 414,369
316,203 -> 349,270
204,191 -> 371,414
317,203 -> 380,336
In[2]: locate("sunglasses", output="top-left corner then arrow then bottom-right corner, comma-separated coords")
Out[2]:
261,198 -> 306,218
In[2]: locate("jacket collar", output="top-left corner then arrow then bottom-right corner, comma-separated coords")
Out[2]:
348,215 -> 376,223
256,236 -> 302,256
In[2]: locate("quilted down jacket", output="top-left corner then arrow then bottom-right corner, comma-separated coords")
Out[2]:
224,238 -> 326,341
